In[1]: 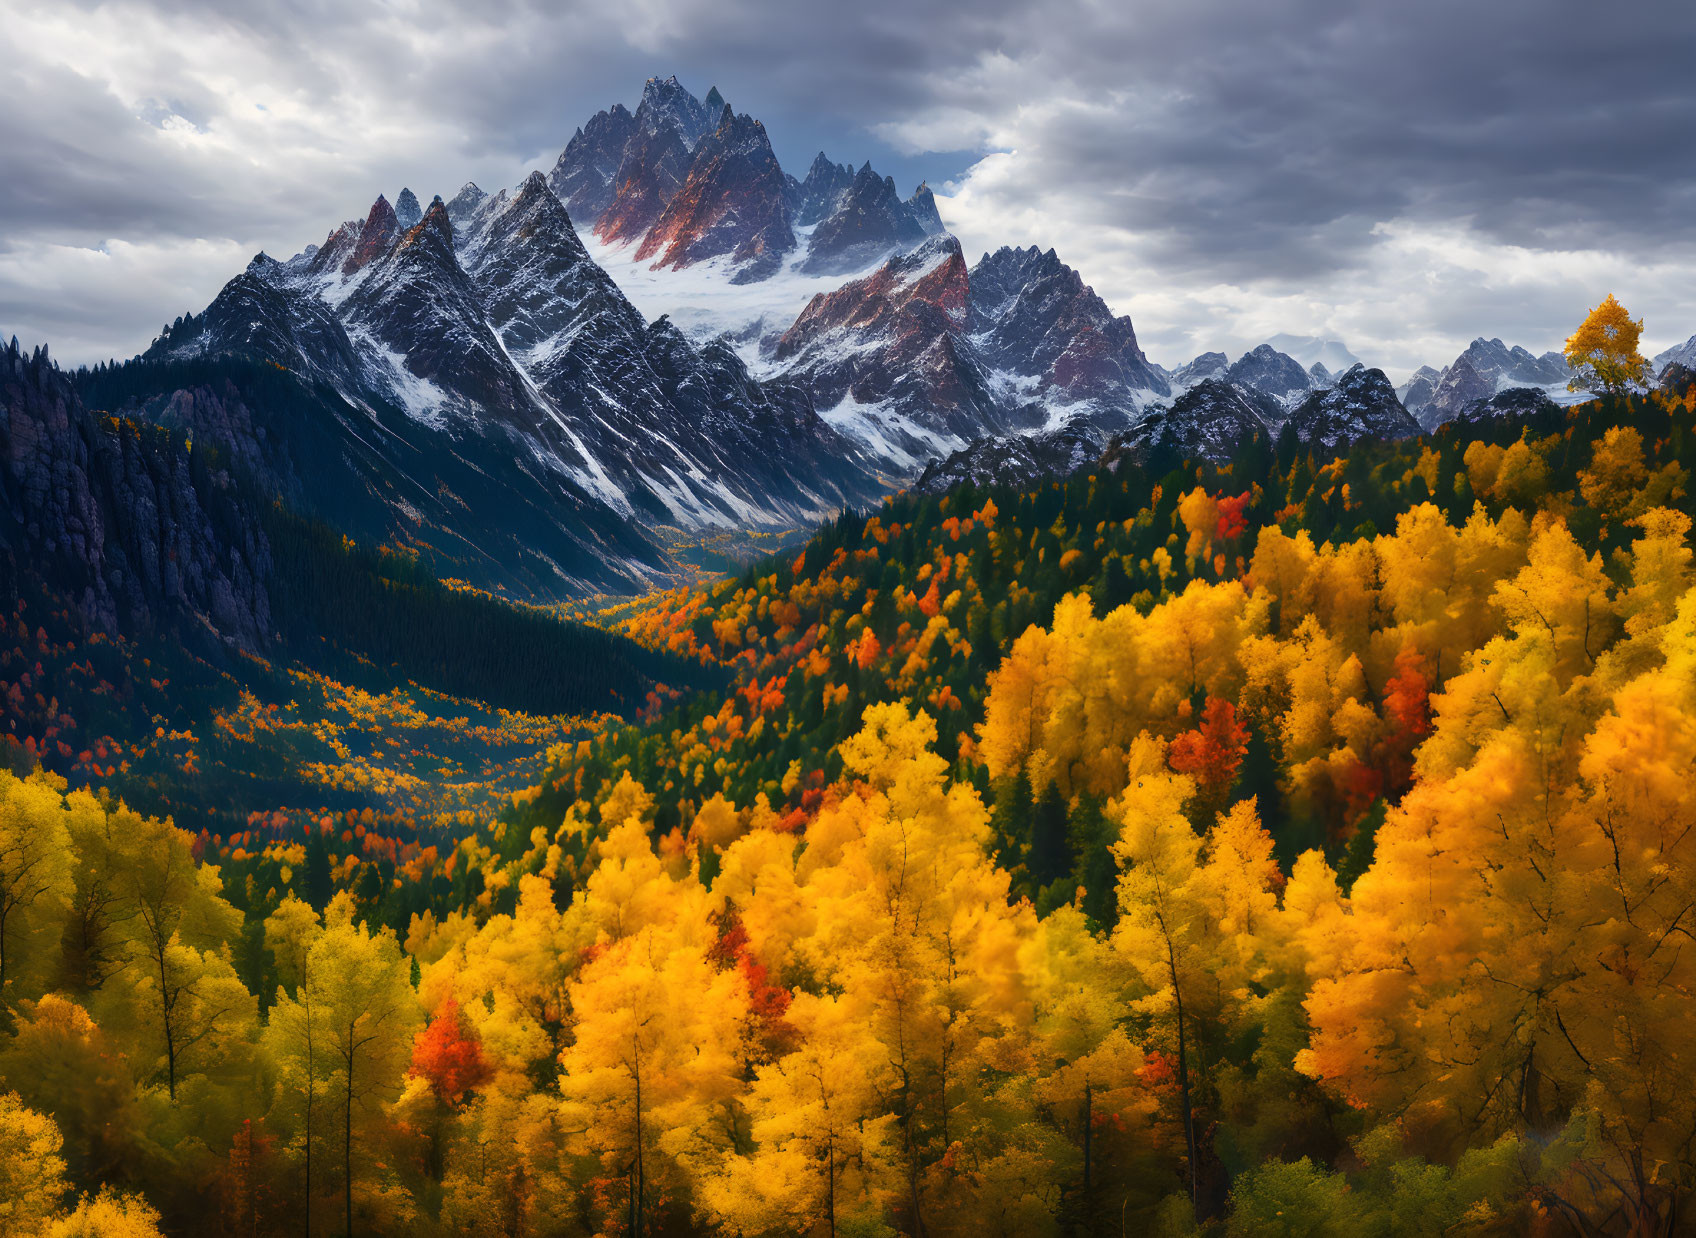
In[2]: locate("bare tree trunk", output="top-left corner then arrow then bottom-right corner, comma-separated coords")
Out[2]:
344,1038 -> 355,1238
1167,934 -> 1199,1215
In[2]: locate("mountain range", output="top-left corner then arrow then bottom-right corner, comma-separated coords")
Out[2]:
8,74 -> 1689,617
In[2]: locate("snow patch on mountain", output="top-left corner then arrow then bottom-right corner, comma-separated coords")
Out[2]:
819,392 -> 964,474
582,224 -> 874,363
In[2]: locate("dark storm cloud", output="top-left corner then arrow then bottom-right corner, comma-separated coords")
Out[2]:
2,0 -> 1693,368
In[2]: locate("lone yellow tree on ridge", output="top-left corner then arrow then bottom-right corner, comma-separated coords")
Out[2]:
1565,294 -> 1648,393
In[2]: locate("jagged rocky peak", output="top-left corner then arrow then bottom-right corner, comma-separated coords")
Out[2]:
794,151 -> 856,225
1308,362 -> 1334,389
908,182 -> 944,235
548,78 -> 713,238
1284,363 -> 1419,450
779,234 -> 970,358
445,182 -> 488,226
394,187 -> 423,230
459,174 -> 612,353
802,159 -> 939,275
548,104 -> 637,223
635,74 -> 716,147
1652,332 -> 1696,377
1225,344 -> 1311,405
421,196 -> 451,237
1411,337 -> 1574,432
1419,355 -> 1492,431
966,244 -> 1167,414
339,193 -> 401,275
1458,336 -> 1571,385
594,79 -> 719,246
773,234 -> 1009,472
633,104 -> 795,280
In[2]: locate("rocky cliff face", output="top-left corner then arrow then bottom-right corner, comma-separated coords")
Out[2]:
1,340 -> 271,647
593,77 -> 719,247
549,103 -> 637,223
1396,365 -> 1441,418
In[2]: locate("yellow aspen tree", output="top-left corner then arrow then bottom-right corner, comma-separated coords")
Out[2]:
264,894 -> 321,999
109,809 -> 242,1101
1111,737 -> 1208,1213
558,923 -> 745,1237
0,1090 -> 70,1231
271,922 -> 419,1238
798,704 -> 1038,1234
0,771 -> 73,1018
704,990 -> 898,1238
1563,294 -> 1648,394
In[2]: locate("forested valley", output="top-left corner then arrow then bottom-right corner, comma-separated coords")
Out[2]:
3,374 -> 1695,1235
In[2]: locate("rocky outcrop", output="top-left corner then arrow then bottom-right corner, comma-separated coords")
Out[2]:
1116,379 -> 1277,465
912,417 -> 1104,494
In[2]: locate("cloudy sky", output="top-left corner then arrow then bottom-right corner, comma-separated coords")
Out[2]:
3,0 -> 1693,375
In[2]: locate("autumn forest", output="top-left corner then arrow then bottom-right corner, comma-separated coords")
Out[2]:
3,306 -> 1696,1238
